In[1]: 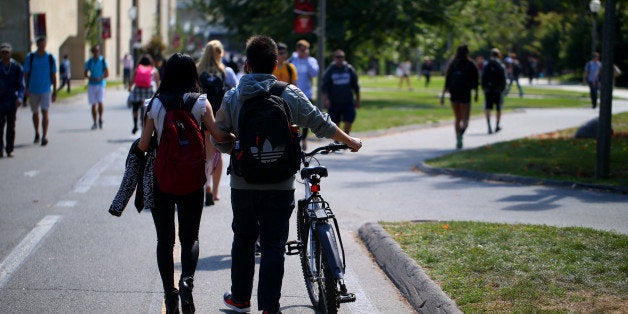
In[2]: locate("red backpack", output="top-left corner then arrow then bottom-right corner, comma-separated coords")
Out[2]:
153,93 -> 206,195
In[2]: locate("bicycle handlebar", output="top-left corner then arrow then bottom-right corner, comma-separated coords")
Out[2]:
303,143 -> 349,158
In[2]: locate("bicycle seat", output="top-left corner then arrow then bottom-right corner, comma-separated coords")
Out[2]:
300,166 -> 328,179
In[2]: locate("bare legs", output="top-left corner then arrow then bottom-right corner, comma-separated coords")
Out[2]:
32,110 -> 48,144
451,102 -> 470,149
91,103 -> 104,129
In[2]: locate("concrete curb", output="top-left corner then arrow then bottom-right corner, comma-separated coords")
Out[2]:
358,222 -> 462,314
415,162 -> 628,195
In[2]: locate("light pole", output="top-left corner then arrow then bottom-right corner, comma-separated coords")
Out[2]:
128,4 -> 137,63
589,0 -> 600,56
96,0 -> 103,48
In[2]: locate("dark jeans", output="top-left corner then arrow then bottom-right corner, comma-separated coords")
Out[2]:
588,81 -> 599,108
230,189 -> 295,312
58,76 -> 71,92
0,107 -> 17,155
151,188 -> 204,293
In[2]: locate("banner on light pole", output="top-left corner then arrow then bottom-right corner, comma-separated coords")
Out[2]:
294,0 -> 315,34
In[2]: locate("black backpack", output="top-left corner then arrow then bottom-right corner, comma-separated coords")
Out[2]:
449,65 -> 468,92
482,60 -> 506,92
199,70 -> 226,114
229,81 -> 301,184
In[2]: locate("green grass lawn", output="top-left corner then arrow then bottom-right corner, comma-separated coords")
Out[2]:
381,221 -> 627,312
352,76 -> 589,132
425,112 -> 628,187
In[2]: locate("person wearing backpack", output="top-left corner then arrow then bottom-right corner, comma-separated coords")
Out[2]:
128,54 -> 160,134
23,36 -> 57,146
197,39 -> 239,206
214,35 -> 362,314
441,45 -> 479,149
136,53 -> 234,314
84,44 -> 109,130
57,54 -> 71,93
481,48 -> 507,134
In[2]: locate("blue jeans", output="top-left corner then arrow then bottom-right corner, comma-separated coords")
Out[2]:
588,80 -> 599,108
229,189 -> 295,312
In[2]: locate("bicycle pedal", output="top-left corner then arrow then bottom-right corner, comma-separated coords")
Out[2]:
339,292 -> 356,303
285,240 -> 302,255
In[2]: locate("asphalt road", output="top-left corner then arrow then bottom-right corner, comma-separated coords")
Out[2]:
1,84 -> 626,313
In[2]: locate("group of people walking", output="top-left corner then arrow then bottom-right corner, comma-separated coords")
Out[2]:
441,45 -> 510,149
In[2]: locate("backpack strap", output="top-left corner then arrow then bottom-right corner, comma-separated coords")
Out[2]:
269,81 -> 288,96
268,81 -> 294,123
182,92 -> 202,111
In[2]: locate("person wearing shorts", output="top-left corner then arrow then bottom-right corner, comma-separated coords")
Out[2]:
441,45 -> 479,149
84,45 -> 109,130
23,36 -> 57,146
321,49 -> 360,135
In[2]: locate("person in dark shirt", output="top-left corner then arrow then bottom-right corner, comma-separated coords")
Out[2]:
0,42 -> 25,157
321,49 -> 360,135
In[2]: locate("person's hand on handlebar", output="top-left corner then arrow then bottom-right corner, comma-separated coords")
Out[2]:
346,137 -> 362,152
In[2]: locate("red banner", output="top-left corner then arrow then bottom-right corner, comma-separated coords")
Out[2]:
101,17 -> 111,39
33,13 -> 47,38
294,0 -> 315,34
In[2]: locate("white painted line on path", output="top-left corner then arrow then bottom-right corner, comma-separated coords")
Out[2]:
56,200 -> 77,207
73,148 -> 124,193
0,215 -> 61,288
24,170 -> 39,178
345,267 -> 380,313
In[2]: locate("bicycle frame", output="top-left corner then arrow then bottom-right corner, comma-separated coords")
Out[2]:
286,143 -> 356,312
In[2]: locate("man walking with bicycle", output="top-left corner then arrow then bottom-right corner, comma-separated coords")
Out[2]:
212,35 -> 362,314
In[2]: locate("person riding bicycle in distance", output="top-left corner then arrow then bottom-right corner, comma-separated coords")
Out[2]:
212,35 -> 362,314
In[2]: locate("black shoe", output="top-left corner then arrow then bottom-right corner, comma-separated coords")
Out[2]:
41,138 -> 48,146
132,126 -> 138,134
205,192 -> 214,206
7,152 -> 14,158
34,134 -> 40,144
98,119 -> 103,129
165,289 -> 180,314
223,292 -> 250,313
179,277 -> 195,313
495,126 -> 501,133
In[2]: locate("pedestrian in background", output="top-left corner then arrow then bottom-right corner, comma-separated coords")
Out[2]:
84,44 -> 109,130
505,53 -> 523,98
420,57 -> 433,87
24,36 -> 57,146
397,59 -> 413,90
583,52 -> 601,109
289,39 -> 319,150
137,53 -> 234,314
196,39 -> 239,206
441,44 -> 479,149
122,53 -> 133,90
57,54 -> 71,93
215,35 -> 362,314
273,42 -> 297,85
127,54 -> 159,134
321,49 -> 360,135
0,43 -> 25,158
481,48 -> 507,134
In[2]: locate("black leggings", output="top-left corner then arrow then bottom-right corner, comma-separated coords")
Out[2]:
151,188 -> 204,293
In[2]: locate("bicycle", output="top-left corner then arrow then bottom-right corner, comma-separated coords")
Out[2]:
286,143 -> 356,313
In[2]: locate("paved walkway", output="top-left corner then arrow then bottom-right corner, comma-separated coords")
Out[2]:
350,81 -> 628,312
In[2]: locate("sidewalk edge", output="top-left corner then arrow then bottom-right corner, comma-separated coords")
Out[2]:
358,222 -> 462,314
415,162 -> 628,195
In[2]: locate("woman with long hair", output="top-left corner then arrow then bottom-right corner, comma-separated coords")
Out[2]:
196,40 -> 239,206
137,53 -> 233,313
440,45 -> 479,149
